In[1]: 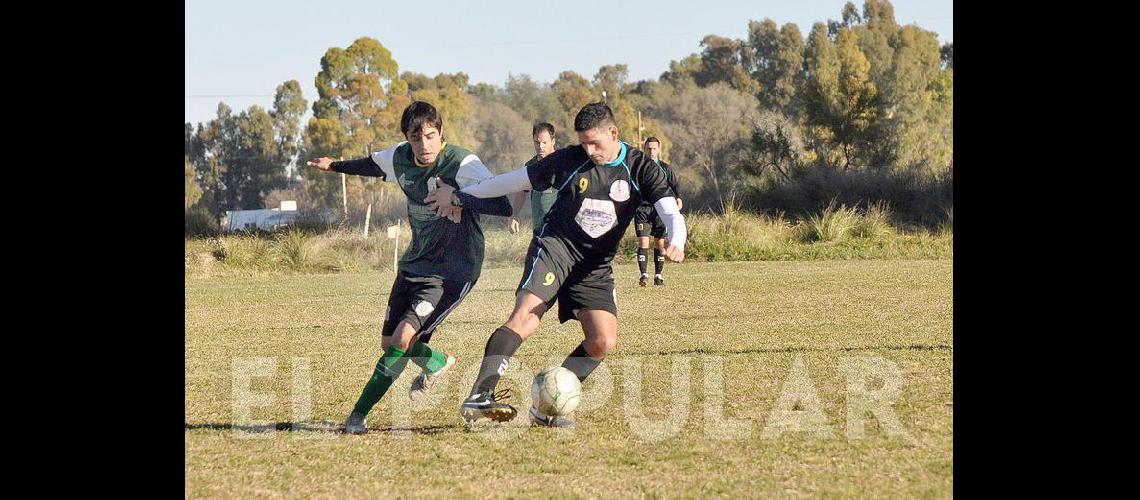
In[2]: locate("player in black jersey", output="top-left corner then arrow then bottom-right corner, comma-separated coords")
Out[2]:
427,102 -> 687,427
634,137 -> 682,287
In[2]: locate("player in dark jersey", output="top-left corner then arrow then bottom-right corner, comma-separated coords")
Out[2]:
509,122 -> 559,237
427,102 -> 687,428
307,101 -> 512,434
634,137 -> 682,287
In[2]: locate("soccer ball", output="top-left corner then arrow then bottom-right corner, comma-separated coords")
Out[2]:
531,366 -> 582,416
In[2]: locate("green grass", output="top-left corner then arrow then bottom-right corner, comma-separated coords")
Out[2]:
186,260 -> 952,497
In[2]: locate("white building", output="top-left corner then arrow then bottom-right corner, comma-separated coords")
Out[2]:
224,201 -> 300,232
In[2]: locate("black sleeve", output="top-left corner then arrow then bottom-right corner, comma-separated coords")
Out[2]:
637,158 -> 673,205
526,148 -> 570,191
455,192 -> 513,216
330,157 -> 386,179
665,162 -> 681,199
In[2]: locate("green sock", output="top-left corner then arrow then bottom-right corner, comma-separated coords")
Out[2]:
352,345 -> 410,415
407,341 -> 448,373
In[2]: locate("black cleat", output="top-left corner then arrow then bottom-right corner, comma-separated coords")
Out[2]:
639,274 -> 649,287
654,275 -> 665,286
460,388 -> 518,424
528,405 -> 575,428
344,410 -> 367,434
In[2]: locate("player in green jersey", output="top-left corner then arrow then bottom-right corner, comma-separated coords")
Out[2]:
307,101 -> 513,434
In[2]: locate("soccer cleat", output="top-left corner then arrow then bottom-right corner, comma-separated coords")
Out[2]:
345,410 -> 367,435
409,353 -> 457,401
460,388 -> 518,424
654,275 -> 665,286
639,274 -> 649,287
528,405 -> 575,428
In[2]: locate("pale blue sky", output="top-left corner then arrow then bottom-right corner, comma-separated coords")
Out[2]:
185,0 -> 952,127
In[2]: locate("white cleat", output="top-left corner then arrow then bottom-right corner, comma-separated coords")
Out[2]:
410,353 -> 457,401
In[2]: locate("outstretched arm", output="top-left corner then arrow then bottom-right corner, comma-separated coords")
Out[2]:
332,157 -> 384,177
426,154 -> 519,218
306,145 -> 399,180
460,166 -> 534,198
448,188 -> 514,216
426,165 -> 532,215
308,156 -> 385,177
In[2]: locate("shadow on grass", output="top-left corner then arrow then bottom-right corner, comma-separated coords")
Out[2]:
184,420 -> 458,435
628,343 -> 952,356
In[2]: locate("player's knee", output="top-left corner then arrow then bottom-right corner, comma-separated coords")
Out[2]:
391,335 -> 413,351
504,313 -> 540,339
584,336 -> 617,357
390,323 -> 417,351
505,295 -> 545,338
504,318 -> 538,339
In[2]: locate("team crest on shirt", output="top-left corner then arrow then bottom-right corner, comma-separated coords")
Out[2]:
575,198 -> 618,238
397,173 -> 416,189
609,180 -> 630,202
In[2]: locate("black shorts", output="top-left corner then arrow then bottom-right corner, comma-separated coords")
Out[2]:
382,271 -> 475,343
634,208 -> 666,239
517,235 -> 618,324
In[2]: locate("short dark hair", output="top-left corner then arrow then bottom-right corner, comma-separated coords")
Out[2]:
574,102 -> 617,132
532,122 -> 555,137
644,137 -> 660,146
400,101 -> 443,137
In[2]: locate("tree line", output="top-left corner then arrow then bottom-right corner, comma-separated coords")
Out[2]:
186,0 -> 952,233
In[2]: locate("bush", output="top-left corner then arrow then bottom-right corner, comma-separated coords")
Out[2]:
802,201 -> 861,243
186,207 -> 952,278
750,167 -> 952,230
185,207 -> 220,236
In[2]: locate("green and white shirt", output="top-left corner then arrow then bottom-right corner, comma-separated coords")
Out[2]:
332,142 -> 497,281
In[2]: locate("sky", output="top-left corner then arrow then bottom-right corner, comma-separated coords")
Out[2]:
185,0 -> 952,127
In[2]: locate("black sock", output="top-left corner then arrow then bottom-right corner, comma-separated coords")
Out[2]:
637,247 -> 648,276
471,326 -> 524,396
654,248 -> 665,275
561,342 -> 604,382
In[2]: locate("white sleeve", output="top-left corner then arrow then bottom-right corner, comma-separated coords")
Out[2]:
368,143 -> 402,183
458,165 -> 533,198
455,154 -> 495,188
654,197 -> 687,252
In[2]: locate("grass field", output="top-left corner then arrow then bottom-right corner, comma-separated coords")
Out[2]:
185,260 -> 952,497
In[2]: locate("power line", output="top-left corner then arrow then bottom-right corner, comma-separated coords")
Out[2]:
389,31 -> 708,50
186,94 -> 275,98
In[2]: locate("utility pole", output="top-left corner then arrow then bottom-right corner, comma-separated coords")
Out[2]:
337,156 -> 348,221
638,110 -> 643,144
363,203 -> 372,237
